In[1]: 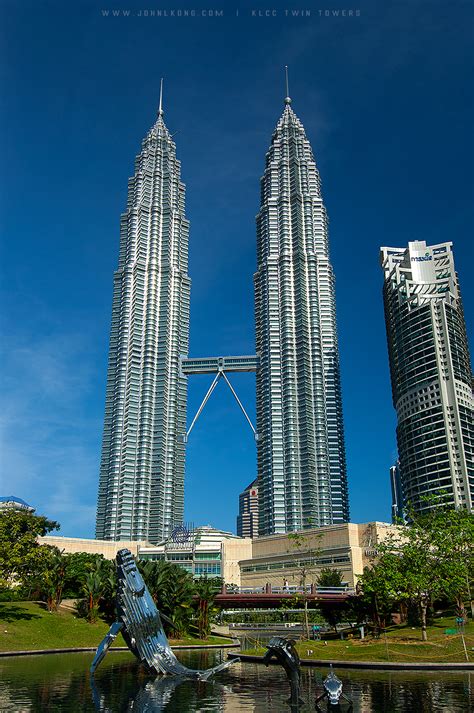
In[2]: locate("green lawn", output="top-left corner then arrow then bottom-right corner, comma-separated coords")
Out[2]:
0,601 -> 231,652
243,618 -> 474,664
3,603 -> 471,663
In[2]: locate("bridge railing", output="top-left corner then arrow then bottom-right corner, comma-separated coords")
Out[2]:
228,622 -> 316,630
223,585 -> 355,595
270,586 -> 355,595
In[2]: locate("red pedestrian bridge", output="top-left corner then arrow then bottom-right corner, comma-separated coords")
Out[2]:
213,585 -> 355,609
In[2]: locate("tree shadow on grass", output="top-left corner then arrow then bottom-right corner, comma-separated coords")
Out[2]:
0,604 -> 42,622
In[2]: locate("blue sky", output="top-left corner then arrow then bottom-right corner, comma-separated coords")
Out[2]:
1,0 -> 472,537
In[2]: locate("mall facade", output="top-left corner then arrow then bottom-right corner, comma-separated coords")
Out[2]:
40,521 -> 398,588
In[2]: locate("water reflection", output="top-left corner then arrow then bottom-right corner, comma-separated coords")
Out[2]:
0,650 -> 472,712
91,672 -> 233,712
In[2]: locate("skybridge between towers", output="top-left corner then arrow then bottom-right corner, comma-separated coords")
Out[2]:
181,356 -> 259,443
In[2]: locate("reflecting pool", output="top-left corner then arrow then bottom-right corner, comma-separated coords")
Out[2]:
0,649 -> 473,711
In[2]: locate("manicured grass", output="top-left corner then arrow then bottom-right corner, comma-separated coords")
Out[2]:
0,601 -> 231,652
243,618 -> 474,664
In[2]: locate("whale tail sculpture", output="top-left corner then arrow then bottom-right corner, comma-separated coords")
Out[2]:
90,548 -> 238,680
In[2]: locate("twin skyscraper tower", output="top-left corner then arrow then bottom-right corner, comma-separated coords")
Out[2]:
96,85 -> 349,543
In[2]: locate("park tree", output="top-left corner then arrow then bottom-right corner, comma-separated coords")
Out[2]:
96,558 -> 117,621
31,546 -> 68,612
278,593 -> 301,623
162,565 -> 194,638
359,530 -> 440,641
384,534 -> 442,641
78,556 -> 115,622
287,527 -> 321,639
409,504 -> 474,620
138,559 -> 194,638
317,568 -> 345,588
0,509 -> 59,590
318,599 -> 349,634
63,552 -> 109,597
193,577 -> 220,639
138,560 -> 170,604
356,555 -> 402,631
360,501 -> 474,641
316,568 -> 348,633
81,571 -> 106,622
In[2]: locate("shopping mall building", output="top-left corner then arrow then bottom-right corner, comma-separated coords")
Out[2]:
40,521 -> 399,588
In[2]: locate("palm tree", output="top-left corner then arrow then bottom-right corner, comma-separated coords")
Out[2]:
194,577 -> 219,639
138,559 -> 194,638
138,560 -> 169,604
32,546 -> 67,612
78,557 -> 113,623
98,559 -> 117,622
163,566 -> 194,638
82,571 -> 105,622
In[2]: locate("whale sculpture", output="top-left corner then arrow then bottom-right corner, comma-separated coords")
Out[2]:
323,665 -> 343,704
90,548 -> 238,680
315,664 -> 352,708
262,636 -> 303,707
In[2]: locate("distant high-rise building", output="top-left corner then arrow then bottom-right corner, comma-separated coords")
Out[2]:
254,92 -> 349,534
381,240 -> 473,514
96,93 -> 191,542
237,479 -> 259,538
389,461 -> 404,522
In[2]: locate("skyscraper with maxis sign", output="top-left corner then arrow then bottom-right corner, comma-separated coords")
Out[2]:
381,240 -> 473,515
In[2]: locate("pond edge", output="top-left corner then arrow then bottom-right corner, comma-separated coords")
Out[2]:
228,652 -> 474,671
0,642 -> 239,657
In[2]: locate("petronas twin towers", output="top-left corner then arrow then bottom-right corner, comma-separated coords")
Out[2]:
96,99 -> 190,542
255,96 -> 348,533
96,84 -> 349,543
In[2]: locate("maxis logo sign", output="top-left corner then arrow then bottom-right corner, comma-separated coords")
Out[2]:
411,251 -> 433,262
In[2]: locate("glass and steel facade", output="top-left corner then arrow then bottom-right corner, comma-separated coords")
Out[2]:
138,526 -> 239,578
381,240 -> 473,514
181,355 -> 259,375
96,105 -> 191,542
254,98 -> 349,534
237,478 -> 259,538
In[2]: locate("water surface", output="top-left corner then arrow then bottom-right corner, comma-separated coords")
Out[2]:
0,649 -> 473,711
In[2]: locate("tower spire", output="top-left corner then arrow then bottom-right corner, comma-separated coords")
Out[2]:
158,78 -> 164,117
284,66 -> 291,105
